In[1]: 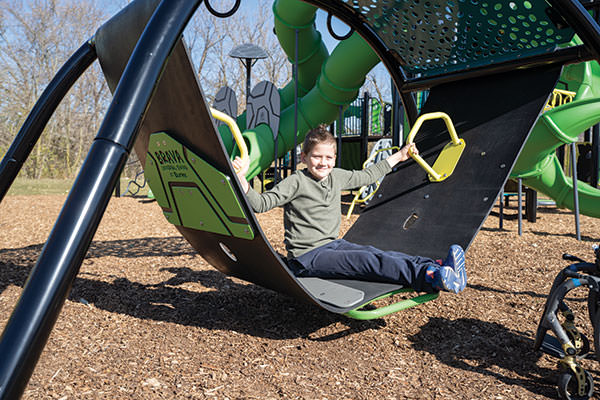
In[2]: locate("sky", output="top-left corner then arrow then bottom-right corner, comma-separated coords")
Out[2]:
98,0 -> 391,98
99,0 -> 347,52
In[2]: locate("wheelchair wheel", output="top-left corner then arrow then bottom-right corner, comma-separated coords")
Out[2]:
565,330 -> 590,356
557,369 -> 594,400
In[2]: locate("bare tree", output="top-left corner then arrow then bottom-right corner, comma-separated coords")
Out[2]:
0,0 -> 111,179
186,0 -> 292,112
0,0 -> 392,180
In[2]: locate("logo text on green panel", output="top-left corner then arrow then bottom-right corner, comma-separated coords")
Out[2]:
144,132 -> 254,240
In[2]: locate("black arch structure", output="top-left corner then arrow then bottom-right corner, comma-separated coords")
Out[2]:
1,0 -> 600,398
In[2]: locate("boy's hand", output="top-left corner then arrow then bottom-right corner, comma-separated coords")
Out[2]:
397,143 -> 418,162
232,156 -> 250,193
387,143 -> 419,168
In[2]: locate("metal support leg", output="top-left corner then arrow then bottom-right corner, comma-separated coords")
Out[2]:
337,106 -> 343,166
0,42 -> 96,204
498,189 -> 504,230
0,1 -> 202,398
518,178 -> 523,236
570,143 -> 581,241
592,124 -> 599,189
292,28 -> 299,171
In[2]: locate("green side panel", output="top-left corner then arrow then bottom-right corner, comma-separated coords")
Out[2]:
145,132 -> 254,240
171,186 -> 229,235
144,153 -> 181,226
188,153 -> 247,220
370,99 -> 382,135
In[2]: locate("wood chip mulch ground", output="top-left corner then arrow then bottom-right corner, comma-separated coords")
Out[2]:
1,194 -> 600,399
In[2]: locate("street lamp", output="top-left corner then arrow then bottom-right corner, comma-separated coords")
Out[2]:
229,43 -> 268,108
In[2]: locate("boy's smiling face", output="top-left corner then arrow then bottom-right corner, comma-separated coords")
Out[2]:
301,142 -> 336,181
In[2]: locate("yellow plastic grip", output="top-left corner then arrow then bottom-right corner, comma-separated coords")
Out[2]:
346,146 -> 399,219
406,112 -> 464,182
210,108 -> 248,173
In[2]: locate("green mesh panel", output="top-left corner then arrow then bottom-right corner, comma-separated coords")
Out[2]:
340,0 -> 575,77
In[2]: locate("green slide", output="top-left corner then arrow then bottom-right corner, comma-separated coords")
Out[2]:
511,38 -> 600,218
217,0 -> 600,219
217,0 -> 380,178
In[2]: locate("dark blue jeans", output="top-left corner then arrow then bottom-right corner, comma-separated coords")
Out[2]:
289,239 -> 437,292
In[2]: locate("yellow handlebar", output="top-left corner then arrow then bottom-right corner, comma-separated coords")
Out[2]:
406,112 -> 460,145
210,108 -> 248,173
406,112 -> 464,182
345,146 -> 399,219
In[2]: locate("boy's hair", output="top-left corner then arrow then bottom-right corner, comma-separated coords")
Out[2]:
302,125 -> 337,155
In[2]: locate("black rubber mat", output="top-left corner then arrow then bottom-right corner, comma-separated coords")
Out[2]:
345,65 -> 562,259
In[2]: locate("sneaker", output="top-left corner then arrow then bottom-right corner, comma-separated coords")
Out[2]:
440,244 -> 467,293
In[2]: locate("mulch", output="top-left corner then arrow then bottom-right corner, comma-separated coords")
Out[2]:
1,194 -> 600,399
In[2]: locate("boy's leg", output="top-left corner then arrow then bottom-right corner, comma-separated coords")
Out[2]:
295,239 -> 438,292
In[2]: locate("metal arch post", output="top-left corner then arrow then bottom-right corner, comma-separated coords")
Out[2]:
0,1 -> 201,398
0,41 -> 97,204
570,143 -> 582,241
547,0 -> 600,63
518,178 -> 523,236
292,28 -> 299,171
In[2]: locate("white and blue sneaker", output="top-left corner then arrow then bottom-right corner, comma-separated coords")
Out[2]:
427,245 -> 467,294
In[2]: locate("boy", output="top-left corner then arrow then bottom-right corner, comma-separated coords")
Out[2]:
233,125 -> 466,294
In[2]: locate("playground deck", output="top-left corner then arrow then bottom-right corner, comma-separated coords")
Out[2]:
0,194 -> 599,399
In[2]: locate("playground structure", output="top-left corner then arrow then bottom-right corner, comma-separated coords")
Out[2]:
511,36 -> 600,218
2,0 -> 600,398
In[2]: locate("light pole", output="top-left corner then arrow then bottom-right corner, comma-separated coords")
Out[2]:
229,43 -> 267,188
229,43 -> 268,108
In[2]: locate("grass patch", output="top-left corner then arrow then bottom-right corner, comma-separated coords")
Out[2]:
7,178 -> 74,196
6,177 -> 151,197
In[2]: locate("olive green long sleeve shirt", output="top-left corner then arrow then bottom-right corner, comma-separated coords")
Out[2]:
245,161 -> 392,258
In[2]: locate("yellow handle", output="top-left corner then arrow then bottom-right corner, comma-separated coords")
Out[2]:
210,108 -> 248,173
406,112 -> 461,182
346,146 -> 400,219
362,146 -> 400,169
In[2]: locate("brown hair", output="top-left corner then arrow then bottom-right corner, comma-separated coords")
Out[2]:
302,125 -> 336,155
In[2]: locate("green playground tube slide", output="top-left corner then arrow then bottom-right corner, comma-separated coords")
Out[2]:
217,1 -> 600,218
218,0 -> 380,179
511,45 -> 600,218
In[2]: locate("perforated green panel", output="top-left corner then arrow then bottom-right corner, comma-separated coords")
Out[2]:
341,0 -> 575,76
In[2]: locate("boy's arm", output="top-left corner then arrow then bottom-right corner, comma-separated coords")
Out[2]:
342,143 -> 419,189
386,143 -> 418,168
232,156 -> 298,213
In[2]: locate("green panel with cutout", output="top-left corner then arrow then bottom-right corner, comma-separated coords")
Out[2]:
145,132 -> 254,240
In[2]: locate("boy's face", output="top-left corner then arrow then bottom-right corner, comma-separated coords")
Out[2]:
301,142 -> 336,181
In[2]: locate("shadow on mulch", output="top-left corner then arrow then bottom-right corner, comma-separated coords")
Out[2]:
0,237 -> 195,293
0,237 -> 384,341
1,235 -> 578,398
408,317 -> 558,398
